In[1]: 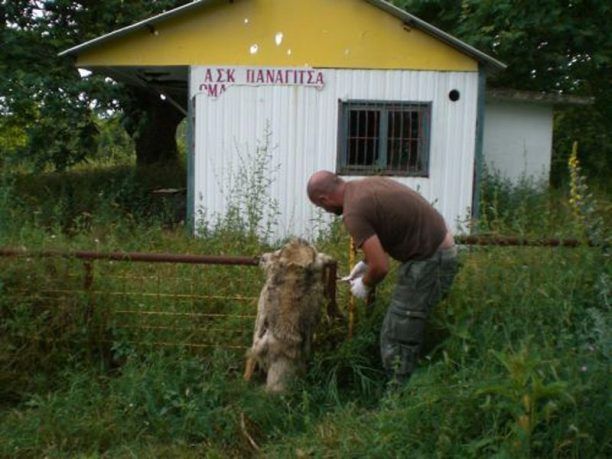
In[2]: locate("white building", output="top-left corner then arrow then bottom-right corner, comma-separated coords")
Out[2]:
60,0 -> 506,240
483,89 -> 592,184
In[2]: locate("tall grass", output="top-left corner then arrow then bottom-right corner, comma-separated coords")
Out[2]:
0,157 -> 609,457
195,123 -> 281,249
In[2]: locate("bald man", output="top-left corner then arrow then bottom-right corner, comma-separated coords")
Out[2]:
307,170 -> 457,385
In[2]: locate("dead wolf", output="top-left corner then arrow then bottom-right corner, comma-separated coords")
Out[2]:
244,239 -> 332,392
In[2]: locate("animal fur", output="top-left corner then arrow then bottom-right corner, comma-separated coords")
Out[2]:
244,239 -> 332,392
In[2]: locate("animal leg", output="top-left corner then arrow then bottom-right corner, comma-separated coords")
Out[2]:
243,357 -> 257,381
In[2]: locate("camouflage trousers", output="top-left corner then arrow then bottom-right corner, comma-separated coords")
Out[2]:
380,246 -> 458,382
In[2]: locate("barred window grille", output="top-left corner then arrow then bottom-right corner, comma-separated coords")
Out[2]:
337,101 -> 431,176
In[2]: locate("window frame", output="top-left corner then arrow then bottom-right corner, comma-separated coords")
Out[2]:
336,100 -> 432,177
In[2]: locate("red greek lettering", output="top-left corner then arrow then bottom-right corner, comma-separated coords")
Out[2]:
204,69 -> 213,83
307,70 -> 314,84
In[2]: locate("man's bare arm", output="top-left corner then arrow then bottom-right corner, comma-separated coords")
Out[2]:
361,235 -> 389,287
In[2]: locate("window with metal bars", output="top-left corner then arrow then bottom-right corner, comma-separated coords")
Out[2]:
337,101 -> 431,176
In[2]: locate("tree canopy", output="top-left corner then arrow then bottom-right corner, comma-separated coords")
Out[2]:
1,0 -> 610,181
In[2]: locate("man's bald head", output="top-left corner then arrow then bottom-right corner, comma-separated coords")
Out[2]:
307,170 -> 346,215
307,170 -> 341,200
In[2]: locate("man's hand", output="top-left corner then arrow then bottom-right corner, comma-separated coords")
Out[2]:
349,277 -> 370,299
341,260 -> 368,282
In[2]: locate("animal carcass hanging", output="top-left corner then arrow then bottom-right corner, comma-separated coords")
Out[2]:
244,239 -> 333,392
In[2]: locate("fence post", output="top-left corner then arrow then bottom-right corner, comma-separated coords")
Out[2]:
325,260 -> 342,318
83,260 -> 93,293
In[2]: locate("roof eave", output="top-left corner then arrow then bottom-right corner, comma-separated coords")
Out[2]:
487,88 -> 594,106
58,0 -> 211,58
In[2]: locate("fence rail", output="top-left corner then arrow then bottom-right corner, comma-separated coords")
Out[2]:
454,236 -> 594,247
0,248 -> 260,265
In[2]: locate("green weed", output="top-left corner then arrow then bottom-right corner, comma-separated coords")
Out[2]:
0,158 -> 609,457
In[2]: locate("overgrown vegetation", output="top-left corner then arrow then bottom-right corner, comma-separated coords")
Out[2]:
197,124 -> 281,245
0,152 -> 609,457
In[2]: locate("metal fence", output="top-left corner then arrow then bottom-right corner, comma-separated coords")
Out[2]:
0,236 -> 589,352
0,248 -> 338,353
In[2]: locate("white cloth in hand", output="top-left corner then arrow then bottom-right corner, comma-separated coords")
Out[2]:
350,277 -> 370,299
341,261 -> 368,282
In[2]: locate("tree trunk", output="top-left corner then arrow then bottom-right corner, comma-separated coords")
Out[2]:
128,88 -> 185,167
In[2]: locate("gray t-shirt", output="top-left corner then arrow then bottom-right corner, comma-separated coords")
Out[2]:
343,178 -> 447,261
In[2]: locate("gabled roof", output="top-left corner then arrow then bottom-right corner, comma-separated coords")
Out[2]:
59,0 -> 505,71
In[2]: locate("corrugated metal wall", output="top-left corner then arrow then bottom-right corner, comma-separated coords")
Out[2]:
191,67 -> 479,241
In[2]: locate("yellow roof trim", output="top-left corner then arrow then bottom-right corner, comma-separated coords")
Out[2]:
62,0 -> 504,72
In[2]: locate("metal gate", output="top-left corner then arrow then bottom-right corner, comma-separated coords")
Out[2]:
0,249 -> 338,353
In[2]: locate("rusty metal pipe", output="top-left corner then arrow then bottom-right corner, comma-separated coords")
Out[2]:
454,236 -> 594,247
0,236 -> 594,266
0,248 -> 260,266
